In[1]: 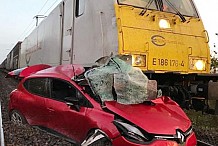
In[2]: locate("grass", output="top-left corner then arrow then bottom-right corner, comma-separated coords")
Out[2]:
185,109 -> 218,145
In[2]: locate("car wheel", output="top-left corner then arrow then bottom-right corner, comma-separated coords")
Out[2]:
10,110 -> 27,125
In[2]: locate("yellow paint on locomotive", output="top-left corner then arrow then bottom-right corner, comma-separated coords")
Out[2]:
114,4 -> 210,74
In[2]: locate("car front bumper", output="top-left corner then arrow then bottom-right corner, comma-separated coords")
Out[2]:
112,132 -> 197,146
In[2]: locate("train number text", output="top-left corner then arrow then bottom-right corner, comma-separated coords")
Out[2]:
152,58 -> 184,67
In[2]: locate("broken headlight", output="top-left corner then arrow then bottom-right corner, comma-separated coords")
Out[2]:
113,120 -> 153,144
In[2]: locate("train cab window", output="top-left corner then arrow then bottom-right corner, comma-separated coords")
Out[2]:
23,78 -> 49,97
118,0 -> 198,17
118,0 -> 157,10
162,0 -> 198,17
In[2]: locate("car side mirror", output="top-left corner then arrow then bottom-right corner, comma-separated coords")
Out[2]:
65,97 -> 80,112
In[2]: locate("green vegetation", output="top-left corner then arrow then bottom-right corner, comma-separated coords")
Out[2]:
185,109 -> 218,145
211,56 -> 218,70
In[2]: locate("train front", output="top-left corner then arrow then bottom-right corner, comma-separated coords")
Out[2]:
115,0 -> 210,74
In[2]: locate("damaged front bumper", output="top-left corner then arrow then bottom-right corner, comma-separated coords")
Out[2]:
112,131 -> 197,146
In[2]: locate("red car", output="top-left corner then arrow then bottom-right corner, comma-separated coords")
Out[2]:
8,64 -> 197,146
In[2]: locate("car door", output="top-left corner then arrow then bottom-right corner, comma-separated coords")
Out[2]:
45,78 -> 93,142
21,77 -> 50,126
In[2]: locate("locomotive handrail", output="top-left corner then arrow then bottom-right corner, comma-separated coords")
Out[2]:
203,30 -> 210,43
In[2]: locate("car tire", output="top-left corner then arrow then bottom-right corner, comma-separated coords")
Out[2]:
10,110 -> 27,125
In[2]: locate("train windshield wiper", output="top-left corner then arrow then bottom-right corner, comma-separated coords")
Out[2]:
139,0 -> 155,16
164,0 -> 186,22
156,0 -> 164,11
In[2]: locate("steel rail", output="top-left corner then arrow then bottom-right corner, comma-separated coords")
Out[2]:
0,102 -> 5,146
197,140 -> 214,146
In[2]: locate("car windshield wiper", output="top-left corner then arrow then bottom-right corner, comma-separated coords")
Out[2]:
164,0 -> 186,22
139,0 -> 155,16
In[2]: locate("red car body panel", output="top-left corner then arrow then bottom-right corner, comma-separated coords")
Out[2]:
10,88 -> 49,126
35,64 -> 85,79
19,64 -> 52,78
104,98 -> 191,135
185,132 -> 197,146
45,98 -> 89,142
8,64 -> 197,146
6,67 -> 27,78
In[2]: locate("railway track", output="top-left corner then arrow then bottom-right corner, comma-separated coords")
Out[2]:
197,140 -> 214,146
0,102 -> 5,146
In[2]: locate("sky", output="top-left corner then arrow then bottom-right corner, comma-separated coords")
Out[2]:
0,0 -> 218,63
0,0 -> 62,63
193,0 -> 218,56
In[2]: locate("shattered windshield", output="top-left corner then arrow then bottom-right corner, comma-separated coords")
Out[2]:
118,0 -> 198,17
84,57 -> 157,104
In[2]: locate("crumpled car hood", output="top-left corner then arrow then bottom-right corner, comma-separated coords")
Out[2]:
104,96 -> 191,135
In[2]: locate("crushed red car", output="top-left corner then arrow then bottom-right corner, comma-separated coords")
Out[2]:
8,57 -> 197,146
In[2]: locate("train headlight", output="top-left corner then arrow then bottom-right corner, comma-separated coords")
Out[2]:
118,55 -> 146,67
132,55 -> 146,67
117,55 -> 132,65
190,59 -> 206,71
159,19 -> 171,29
195,60 -> 205,70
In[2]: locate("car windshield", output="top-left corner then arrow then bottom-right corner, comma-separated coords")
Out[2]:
118,0 -> 198,17
84,57 -> 157,105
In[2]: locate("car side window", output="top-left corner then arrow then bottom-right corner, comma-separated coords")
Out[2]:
50,78 -> 93,108
23,78 -> 49,97
51,78 -> 76,101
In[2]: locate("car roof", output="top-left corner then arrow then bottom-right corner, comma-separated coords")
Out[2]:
19,64 -> 51,78
27,64 -> 85,80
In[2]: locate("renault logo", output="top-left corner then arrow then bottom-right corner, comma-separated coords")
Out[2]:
176,130 -> 185,143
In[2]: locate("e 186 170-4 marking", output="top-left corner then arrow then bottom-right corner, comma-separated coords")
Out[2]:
152,58 -> 184,67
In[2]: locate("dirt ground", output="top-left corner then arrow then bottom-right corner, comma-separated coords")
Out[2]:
0,70 -> 217,145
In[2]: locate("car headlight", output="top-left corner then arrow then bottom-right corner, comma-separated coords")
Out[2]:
113,120 -> 153,143
189,59 -> 206,71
